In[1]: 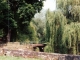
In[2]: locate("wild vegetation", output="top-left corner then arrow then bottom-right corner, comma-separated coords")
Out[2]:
0,0 -> 44,42
45,0 -> 80,55
0,0 -> 80,55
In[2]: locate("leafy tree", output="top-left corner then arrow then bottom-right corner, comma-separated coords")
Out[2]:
0,0 -> 14,42
0,0 -> 44,42
57,0 -> 80,22
45,0 -> 80,54
46,9 -> 80,54
56,0 -> 80,54
32,18 -> 46,43
62,22 -> 80,54
17,22 -> 38,43
46,10 -> 67,53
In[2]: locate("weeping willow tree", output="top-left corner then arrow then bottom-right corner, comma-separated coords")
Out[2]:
45,10 -> 80,54
56,0 -> 80,55
62,22 -> 80,54
45,10 -> 67,53
57,0 -> 80,22
45,10 -> 55,52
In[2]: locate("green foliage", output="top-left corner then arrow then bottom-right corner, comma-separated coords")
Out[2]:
45,9 -> 80,54
17,22 -> 39,43
0,0 -> 44,42
46,10 -> 67,53
44,0 -> 80,54
44,44 -> 52,53
32,18 -> 46,43
57,0 -> 80,22
56,0 -> 80,54
62,22 -> 80,54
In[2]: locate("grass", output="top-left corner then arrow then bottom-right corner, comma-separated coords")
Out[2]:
0,56 -> 42,60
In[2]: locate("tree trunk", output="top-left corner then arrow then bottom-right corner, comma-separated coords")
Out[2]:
6,29 -> 11,42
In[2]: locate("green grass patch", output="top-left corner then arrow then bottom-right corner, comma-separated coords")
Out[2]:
0,56 -> 42,60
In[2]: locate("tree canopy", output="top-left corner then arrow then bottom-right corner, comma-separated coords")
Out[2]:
0,0 -> 44,42
57,0 -> 80,22
45,0 -> 80,55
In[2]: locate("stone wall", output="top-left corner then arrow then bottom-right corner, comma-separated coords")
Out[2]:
0,48 -> 80,60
